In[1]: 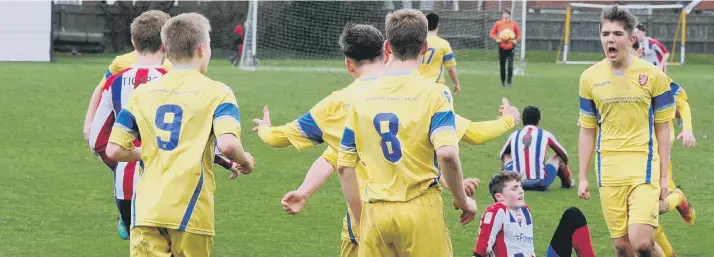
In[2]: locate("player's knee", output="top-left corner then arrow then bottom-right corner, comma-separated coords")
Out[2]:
562,207 -> 586,221
631,238 -> 656,252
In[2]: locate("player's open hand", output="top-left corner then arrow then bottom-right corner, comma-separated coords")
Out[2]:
281,190 -> 308,215
578,179 -> 590,200
462,178 -> 480,197
458,197 -> 478,225
677,130 -> 696,148
499,98 -> 520,124
252,106 -> 272,132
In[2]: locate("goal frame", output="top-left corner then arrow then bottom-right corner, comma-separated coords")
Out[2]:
557,2 -> 687,66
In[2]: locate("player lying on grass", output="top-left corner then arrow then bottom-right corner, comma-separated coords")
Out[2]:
473,172 -> 596,257
499,106 -> 573,191
252,23 -> 517,257
631,40 -> 696,257
106,13 -> 255,256
334,9 -> 484,256
578,5 -> 674,257
419,12 -> 461,95
85,10 -> 239,241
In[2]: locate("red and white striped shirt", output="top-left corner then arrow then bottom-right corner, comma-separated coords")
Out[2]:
499,125 -> 568,180
474,202 -> 535,257
640,37 -> 668,70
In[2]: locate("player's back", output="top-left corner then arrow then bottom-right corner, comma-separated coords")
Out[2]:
419,35 -> 455,83
344,71 -> 457,202
500,126 -> 566,179
125,68 -> 237,235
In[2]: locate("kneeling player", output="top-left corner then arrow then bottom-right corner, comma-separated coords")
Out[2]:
473,172 -> 596,257
499,106 -> 573,191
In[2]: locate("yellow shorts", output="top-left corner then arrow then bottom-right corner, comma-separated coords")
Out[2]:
599,184 -> 661,238
340,209 -> 359,257
358,188 -> 452,257
130,226 -> 213,257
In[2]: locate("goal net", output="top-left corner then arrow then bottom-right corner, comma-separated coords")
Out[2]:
558,2 -> 686,65
239,0 -> 528,76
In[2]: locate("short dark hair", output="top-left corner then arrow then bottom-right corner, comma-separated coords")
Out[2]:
601,5 -> 638,35
635,23 -> 647,33
632,40 -> 640,50
522,106 -> 541,126
488,171 -> 522,201
339,23 -> 384,63
426,13 -> 439,31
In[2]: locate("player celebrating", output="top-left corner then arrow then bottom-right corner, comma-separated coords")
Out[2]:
106,13 -> 255,256
634,24 -> 669,72
473,172 -> 596,257
490,10 -> 521,87
499,106 -> 573,191
419,13 -> 461,95
578,5 -> 675,257
631,40 -> 696,257
337,9 -> 477,257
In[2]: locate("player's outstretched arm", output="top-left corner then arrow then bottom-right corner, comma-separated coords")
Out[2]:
282,148 -> 336,215
460,98 -> 519,145
253,106 -> 324,150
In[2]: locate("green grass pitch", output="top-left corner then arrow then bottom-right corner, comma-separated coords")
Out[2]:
0,53 -> 713,256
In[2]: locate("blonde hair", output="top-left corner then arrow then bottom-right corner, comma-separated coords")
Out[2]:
130,10 -> 170,53
161,12 -> 211,61
384,9 -> 428,60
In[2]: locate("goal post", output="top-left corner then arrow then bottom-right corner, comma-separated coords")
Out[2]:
558,2 -> 686,66
239,0 -> 529,76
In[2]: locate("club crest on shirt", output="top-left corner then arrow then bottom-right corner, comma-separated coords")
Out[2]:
522,132 -> 532,149
638,74 -> 648,86
442,90 -> 452,103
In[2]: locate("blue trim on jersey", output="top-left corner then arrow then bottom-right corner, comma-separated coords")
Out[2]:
340,128 -> 356,152
115,108 -> 138,133
443,53 -> 455,61
514,129 -> 522,172
345,210 -> 358,245
429,111 -> 456,138
595,123 -> 602,187
213,102 -> 241,123
104,69 -> 112,79
521,207 -> 532,225
579,97 -> 596,117
669,82 -> 682,96
296,112 -> 325,144
645,106 -> 654,184
652,91 -> 675,111
111,74 -> 123,114
435,66 -> 443,83
535,128 -> 543,179
179,166 -> 204,231
509,212 -> 516,222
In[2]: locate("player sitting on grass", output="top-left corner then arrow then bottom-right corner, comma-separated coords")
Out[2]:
473,172 -> 596,257
106,13 -> 255,256
578,5 -> 675,257
252,23 -> 518,257
631,40 -> 696,257
419,12 -> 461,95
499,106 -> 573,191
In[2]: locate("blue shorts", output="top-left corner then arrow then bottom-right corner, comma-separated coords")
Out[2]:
521,163 -> 558,191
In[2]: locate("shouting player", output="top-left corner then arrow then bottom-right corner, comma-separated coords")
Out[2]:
107,13 -> 255,256
634,24 -> 669,72
473,172 -> 596,257
337,9 -> 477,257
499,106 -> 573,191
631,40 -> 697,257
578,5 -> 675,257
419,13 -> 461,95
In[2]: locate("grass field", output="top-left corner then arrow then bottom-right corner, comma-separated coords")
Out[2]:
1,53 -> 713,257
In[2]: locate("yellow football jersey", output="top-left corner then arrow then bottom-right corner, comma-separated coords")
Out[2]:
109,68 -> 241,236
419,35 -> 456,84
338,71 -> 458,202
579,58 -> 675,187
103,51 -> 173,80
